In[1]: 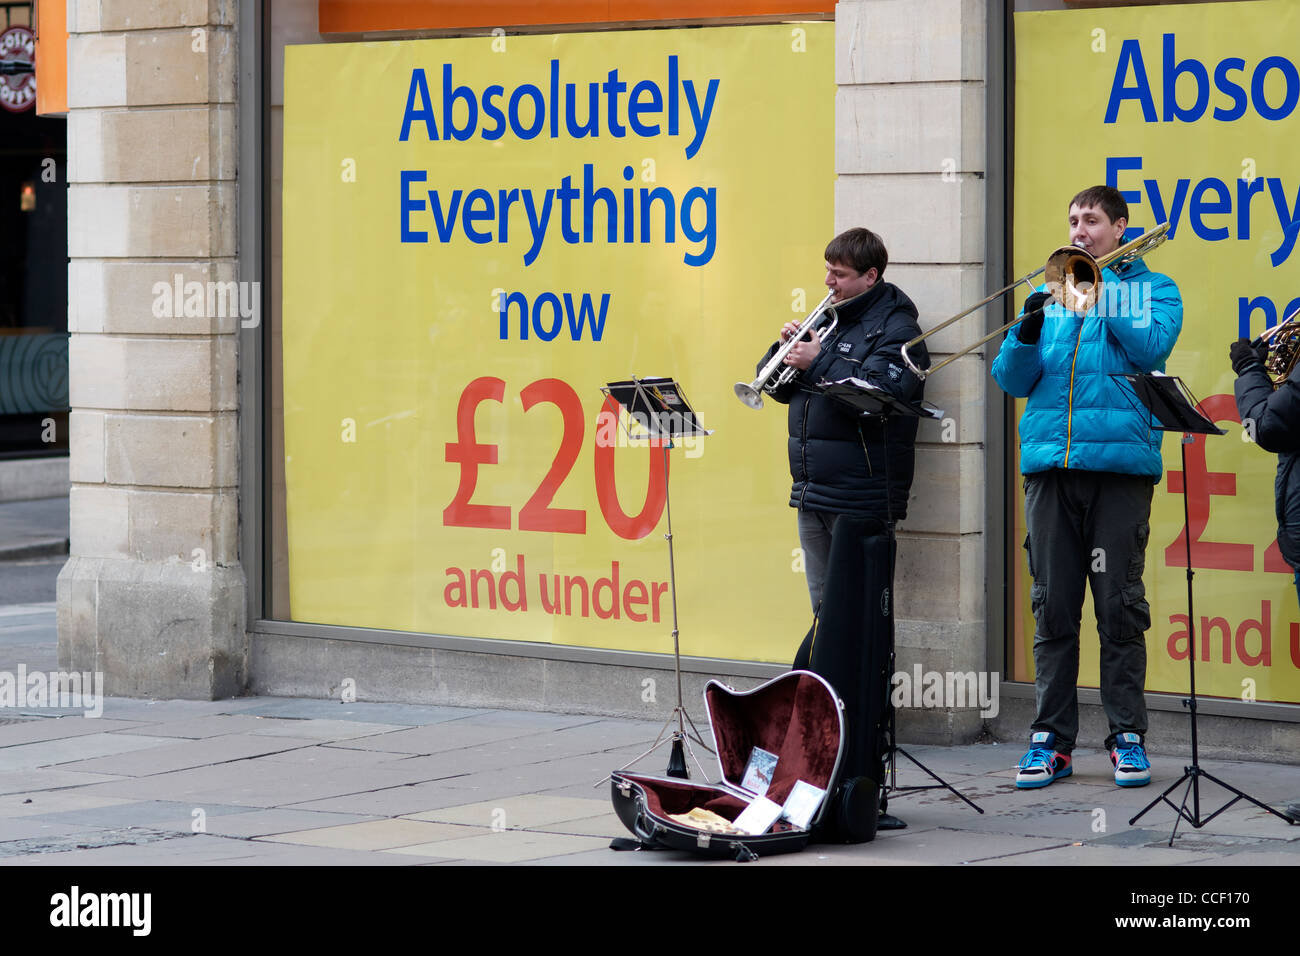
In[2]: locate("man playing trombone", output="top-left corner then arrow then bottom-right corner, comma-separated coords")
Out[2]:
992,186 -> 1182,791
760,227 -> 928,613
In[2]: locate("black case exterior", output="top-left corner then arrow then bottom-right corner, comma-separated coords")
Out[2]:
609,670 -> 846,861
793,516 -> 894,843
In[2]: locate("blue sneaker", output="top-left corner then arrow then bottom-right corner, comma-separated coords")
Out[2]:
1111,733 -> 1151,787
1015,731 -> 1072,789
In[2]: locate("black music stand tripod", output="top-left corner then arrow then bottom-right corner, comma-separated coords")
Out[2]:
1117,373 -> 1297,844
602,377 -> 715,780
821,378 -> 983,826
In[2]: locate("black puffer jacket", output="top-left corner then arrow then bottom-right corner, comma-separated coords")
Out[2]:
763,280 -> 928,520
1234,361 -> 1300,569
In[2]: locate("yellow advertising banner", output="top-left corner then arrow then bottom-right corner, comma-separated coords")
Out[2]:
1013,1 -> 1300,704
282,25 -> 834,662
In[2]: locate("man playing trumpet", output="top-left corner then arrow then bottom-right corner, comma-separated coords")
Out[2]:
761,227 -> 928,613
1230,319 -> 1300,607
992,186 -> 1182,791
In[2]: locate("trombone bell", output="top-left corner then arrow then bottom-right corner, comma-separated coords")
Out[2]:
1044,247 -> 1101,314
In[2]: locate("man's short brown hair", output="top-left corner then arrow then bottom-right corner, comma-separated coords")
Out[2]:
1069,185 -> 1129,224
825,227 -> 888,278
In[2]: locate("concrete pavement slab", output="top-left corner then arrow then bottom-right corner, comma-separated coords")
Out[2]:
0,644 -> 57,672
194,842 -> 422,865
0,625 -> 64,644
0,826 -> 179,859
79,760 -> 447,808
0,833 -> 411,866
259,818 -> 470,850
510,719 -> 667,755
0,718 -> 145,746
0,818 -> 97,842
1185,848 -> 1300,863
519,846 -> 715,866
0,611 -> 58,628
445,709 -> 617,730
24,799 -> 254,831
974,841 -> 1223,865
287,779 -> 514,816
532,813 -> 627,840
247,744 -> 414,769
95,697 -> 275,721
405,794 -> 609,829
235,698 -> 482,725
368,744 -> 545,780
385,829 -> 607,862
0,769 -> 126,797
0,790 -> 134,817
838,825 -> 1072,865
0,603 -> 57,618
112,715 -> 276,739
245,717 -> 407,740
52,734 -> 323,776
328,720 -> 579,755
148,807 -> 381,838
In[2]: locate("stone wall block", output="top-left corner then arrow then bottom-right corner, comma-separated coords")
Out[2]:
68,184 -> 236,259
911,354 -> 989,447
104,413 -> 237,488
69,336 -> 238,412
68,260 -> 240,335
904,445 -> 985,535
96,0 -> 235,31
126,31 -> 234,107
837,83 -> 984,175
836,0 -> 985,84
124,489 -> 238,565
59,557 -> 246,699
66,34 -> 128,107
69,107 -> 235,184
894,532 -> 983,622
836,174 -> 984,263
70,485 -> 129,557
69,411 -> 107,484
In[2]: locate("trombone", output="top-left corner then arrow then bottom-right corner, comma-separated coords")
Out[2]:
901,222 -> 1171,380
734,290 -> 838,409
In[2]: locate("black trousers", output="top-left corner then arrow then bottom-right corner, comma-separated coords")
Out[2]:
1023,469 -> 1155,754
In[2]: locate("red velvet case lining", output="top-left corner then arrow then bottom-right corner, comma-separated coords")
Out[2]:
618,671 -> 842,828
704,671 -> 841,807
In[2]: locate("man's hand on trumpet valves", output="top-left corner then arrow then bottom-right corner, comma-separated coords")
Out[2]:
780,321 -> 821,370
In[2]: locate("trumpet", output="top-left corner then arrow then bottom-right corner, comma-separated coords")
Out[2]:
734,291 -> 839,409
901,223 -> 1170,380
1252,304 -> 1300,388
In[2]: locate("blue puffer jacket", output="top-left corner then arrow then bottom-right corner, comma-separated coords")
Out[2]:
991,258 -> 1182,478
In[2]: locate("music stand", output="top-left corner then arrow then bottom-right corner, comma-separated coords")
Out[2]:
1117,373 -> 1297,843
820,378 -> 983,825
602,376 -> 715,780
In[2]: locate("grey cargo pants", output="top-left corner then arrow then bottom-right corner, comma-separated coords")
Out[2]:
1023,469 -> 1155,754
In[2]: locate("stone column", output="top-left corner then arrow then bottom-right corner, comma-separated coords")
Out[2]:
835,0 -> 990,742
57,0 -> 246,699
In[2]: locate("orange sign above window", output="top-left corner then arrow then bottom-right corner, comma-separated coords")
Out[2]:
319,1 -> 835,34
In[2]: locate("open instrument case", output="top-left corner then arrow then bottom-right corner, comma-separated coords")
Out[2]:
610,670 -> 845,861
